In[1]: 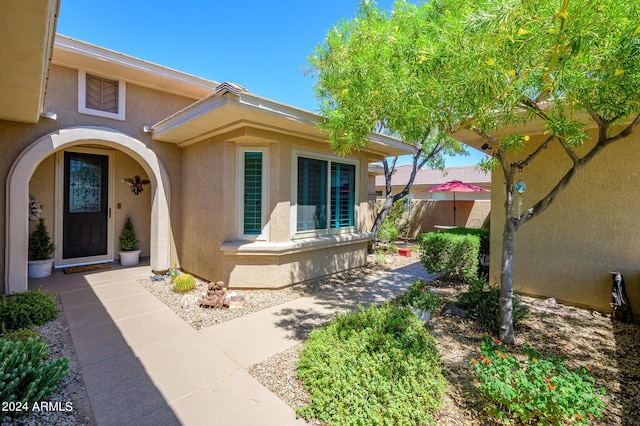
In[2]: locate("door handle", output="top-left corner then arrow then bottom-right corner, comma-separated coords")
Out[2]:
109,207 -> 112,219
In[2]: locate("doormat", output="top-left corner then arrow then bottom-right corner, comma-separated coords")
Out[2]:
63,263 -> 111,274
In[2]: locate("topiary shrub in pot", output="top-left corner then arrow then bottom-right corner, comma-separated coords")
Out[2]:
118,216 -> 141,267
28,218 -> 55,278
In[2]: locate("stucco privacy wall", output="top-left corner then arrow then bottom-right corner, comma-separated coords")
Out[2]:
1,64 -> 199,293
488,131 -> 640,315
405,199 -> 491,238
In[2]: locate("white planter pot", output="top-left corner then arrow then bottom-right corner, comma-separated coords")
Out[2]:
119,249 -> 141,267
28,258 -> 54,278
409,305 -> 432,322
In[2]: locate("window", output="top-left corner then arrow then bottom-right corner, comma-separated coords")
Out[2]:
78,70 -> 126,120
295,153 -> 357,234
237,148 -> 268,239
243,152 -> 263,235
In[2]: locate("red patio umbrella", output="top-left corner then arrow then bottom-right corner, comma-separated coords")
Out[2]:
426,180 -> 490,226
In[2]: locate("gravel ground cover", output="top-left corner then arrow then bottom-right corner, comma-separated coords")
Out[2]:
1,297 -> 95,426
249,276 -> 640,425
13,245 -> 636,425
139,251 -> 416,330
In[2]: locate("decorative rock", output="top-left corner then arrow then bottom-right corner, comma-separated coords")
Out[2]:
180,295 -> 198,310
442,304 -> 469,319
199,281 -> 228,308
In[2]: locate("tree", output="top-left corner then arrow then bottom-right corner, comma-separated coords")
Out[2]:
438,0 -> 640,343
309,0 -> 465,242
314,0 -> 640,344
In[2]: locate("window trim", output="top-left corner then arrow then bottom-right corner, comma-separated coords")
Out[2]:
291,150 -> 359,239
78,70 -> 126,121
236,146 -> 269,241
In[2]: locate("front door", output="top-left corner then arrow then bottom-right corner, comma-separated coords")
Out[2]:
62,151 -> 109,260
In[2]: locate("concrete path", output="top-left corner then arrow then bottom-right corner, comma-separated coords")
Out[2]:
31,260 -> 434,426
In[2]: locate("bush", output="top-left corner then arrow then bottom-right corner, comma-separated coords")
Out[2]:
28,218 -> 55,260
457,276 -> 528,333
419,229 -> 484,280
0,288 -> 58,332
376,199 -> 409,246
471,336 -> 606,424
1,328 -> 39,342
0,337 -> 69,417
397,280 -> 444,311
296,303 -> 447,425
377,220 -> 399,245
172,273 -> 196,293
119,216 -> 139,251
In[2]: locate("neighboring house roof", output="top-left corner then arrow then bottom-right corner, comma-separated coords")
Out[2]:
375,164 -> 491,187
0,0 -> 59,123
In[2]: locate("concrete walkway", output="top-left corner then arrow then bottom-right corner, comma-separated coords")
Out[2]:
31,260 -> 434,426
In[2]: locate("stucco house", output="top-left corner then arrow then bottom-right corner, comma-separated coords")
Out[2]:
457,122 -> 640,317
1,1 -> 412,294
374,165 -> 491,237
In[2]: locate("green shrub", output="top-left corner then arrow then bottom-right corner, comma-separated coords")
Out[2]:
378,220 -> 399,245
28,218 -> 55,260
397,280 -> 444,311
1,327 -> 39,342
0,337 -> 69,417
296,303 -> 447,425
119,216 -> 139,251
376,199 -> 409,246
172,273 -> 196,293
457,276 -> 528,333
418,229 -> 483,280
471,336 -> 606,424
0,288 -> 58,332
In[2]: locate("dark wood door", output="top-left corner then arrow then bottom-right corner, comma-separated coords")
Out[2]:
63,152 -> 109,259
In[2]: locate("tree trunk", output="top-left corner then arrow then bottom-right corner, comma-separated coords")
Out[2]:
500,217 -> 517,345
371,195 -> 395,241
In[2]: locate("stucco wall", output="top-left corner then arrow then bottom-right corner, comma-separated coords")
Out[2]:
180,132 -> 371,287
406,199 -> 491,238
224,241 -> 368,289
0,64 -> 198,283
180,140 -> 232,281
488,131 -> 640,316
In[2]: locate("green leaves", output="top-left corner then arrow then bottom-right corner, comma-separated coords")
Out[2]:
296,303 -> 446,425
0,337 -> 69,417
471,336 -> 606,424
311,0 -> 464,154
0,288 -> 59,332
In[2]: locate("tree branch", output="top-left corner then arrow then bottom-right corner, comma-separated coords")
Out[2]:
517,113 -> 640,227
518,134 -> 555,168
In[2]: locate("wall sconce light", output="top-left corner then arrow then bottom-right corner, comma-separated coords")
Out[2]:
122,175 -> 150,195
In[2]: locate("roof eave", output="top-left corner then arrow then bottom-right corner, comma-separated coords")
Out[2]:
152,90 -> 414,156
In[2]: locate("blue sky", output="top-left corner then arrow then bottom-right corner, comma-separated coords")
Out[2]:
56,0 -> 485,167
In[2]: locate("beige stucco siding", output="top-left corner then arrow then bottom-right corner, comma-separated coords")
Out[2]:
489,131 -> 640,315
224,241 -> 368,289
179,133 -> 371,288
0,63 -> 198,282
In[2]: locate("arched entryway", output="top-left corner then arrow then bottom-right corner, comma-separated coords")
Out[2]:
6,127 -> 171,293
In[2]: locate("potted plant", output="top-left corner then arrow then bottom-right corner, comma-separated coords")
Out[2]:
400,280 -> 443,322
28,218 -> 55,278
118,216 -> 141,266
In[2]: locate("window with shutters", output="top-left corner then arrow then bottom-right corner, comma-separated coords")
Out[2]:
78,70 -> 126,120
237,147 -> 269,240
293,151 -> 358,236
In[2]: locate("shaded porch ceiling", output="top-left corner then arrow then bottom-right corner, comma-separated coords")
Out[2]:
0,0 -> 59,123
